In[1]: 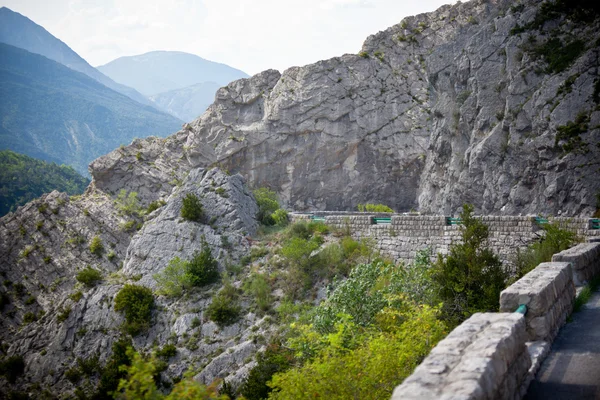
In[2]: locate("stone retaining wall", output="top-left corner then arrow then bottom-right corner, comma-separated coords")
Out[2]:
391,240 -> 600,399
500,262 -> 575,342
291,213 -> 600,263
391,313 -> 530,400
551,243 -> 600,286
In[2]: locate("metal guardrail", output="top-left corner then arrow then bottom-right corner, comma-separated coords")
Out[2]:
373,217 -> 392,225
534,216 -> 548,225
515,304 -> 527,315
310,215 -> 326,222
591,219 -> 600,230
446,217 -> 462,225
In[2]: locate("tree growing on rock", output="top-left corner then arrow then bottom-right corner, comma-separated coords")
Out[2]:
431,204 -> 507,325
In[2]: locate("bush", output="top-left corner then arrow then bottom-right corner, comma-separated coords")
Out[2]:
253,188 -> 280,225
114,284 -> 155,336
146,200 -> 166,214
272,208 -> 289,226
187,245 -> 219,287
89,236 -> 104,257
76,267 -> 103,287
0,355 -> 25,383
431,204 -> 507,325
514,222 -> 579,278
181,193 -> 203,222
153,257 -> 192,297
155,344 -> 177,360
115,190 -> 142,216
57,306 -> 71,323
357,203 -> 394,213
94,337 -> 133,398
206,281 -> 241,327
239,344 -> 293,400
243,272 -> 273,312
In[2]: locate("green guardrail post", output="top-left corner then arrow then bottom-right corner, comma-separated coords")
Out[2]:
591,219 -> 600,230
515,304 -> 527,315
372,217 -> 392,225
310,215 -> 326,222
534,216 -> 548,225
446,217 -> 462,225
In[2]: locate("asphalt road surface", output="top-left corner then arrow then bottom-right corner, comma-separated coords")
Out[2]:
525,289 -> 600,400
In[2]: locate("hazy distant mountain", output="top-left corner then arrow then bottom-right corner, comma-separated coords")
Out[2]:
0,6 -> 152,107
0,43 -> 183,176
97,51 -> 249,96
149,81 -> 222,122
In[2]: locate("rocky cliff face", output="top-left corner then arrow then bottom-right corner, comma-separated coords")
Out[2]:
91,0 -> 600,217
2,0 -> 600,396
0,168 -> 264,396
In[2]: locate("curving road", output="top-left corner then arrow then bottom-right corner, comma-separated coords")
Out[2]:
525,289 -> 600,399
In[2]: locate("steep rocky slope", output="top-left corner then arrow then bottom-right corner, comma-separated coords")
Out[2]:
1,0 -> 600,397
92,0 -> 600,216
0,167 -> 262,396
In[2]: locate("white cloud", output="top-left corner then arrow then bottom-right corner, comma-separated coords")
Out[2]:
1,0 -> 457,75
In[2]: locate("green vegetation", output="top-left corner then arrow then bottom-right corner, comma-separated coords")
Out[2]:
254,187 -> 287,226
430,204 -> 507,325
114,284 -> 155,336
357,203 -> 394,213
532,38 -> 586,74
206,279 -> 241,327
115,189 -> 143,217
0,150 -> 89,216
89,235 -> 104,257
155,344 -> 177,360
154,244 -> 220,297
94,337 -> 133,398
114,348 -> 227,399
181,193 -> 203,222
573,276 -> 600,313
0,355 -> 25,383
239,344 -> 293,400
555,112 -> 590,153
146,199 -> 166,214
243,272 -> 273,313
57,306 -> 71,323
514,222 -> 580,278
76,267 -> 103,287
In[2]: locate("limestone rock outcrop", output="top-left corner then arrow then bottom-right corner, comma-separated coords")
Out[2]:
91,0 -> 600,216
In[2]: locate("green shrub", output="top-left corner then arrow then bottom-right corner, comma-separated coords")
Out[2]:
114,284 -> 155,336
89,235 -> 104,257
115,190 -> 142,217
555,112 -> 589,153
532,38 -> 586,74
23,312 -> 37,324
272,208 -> 289,226
155,344 -> 177,360
76,267 -> 103,287
206,281 -> 241,327
94,337 -> 133,398
243,272 -> 273,312
70,291 -> 83,302
0,355 -> 25,383
153,257 -> 193,297
146,200 -> 166,214
181,193 -> 203,222
239,344 -> 293,400
253,188 -> 280,225
431,204 -> 507,325
287,221 -> 311,240
280,237 -> 319,270
57,306 -> 71,323
187,245 -> 219,287
514,222 -> 579,278
357,203 -> 394,213
65,366 -> 81,383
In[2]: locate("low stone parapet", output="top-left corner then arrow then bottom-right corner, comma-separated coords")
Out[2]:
499,262 -> 574,342
391,313 -> 530,400
551,242 -> 600,286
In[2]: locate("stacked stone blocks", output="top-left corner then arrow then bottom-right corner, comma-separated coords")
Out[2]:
391,313 -> 530,400
499,262 -> 575,342
551,243 -> 600,286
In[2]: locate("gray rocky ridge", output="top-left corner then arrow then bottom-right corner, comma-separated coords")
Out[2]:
1,0 -> 600,396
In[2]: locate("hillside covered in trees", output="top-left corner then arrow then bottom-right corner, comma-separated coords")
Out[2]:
0,150 -> 89,216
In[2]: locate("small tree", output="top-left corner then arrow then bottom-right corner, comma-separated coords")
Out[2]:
431,204 -> 507,325
89,235 -> 104,257
181,193 -> 203,222
153,257 -> 192,297
76,266 -> 102,287
253,188 -> 280,225
187,245 -> 219,287
114,284 -> 155,336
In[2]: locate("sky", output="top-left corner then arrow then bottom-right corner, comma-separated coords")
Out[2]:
0,0 -> 457,75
